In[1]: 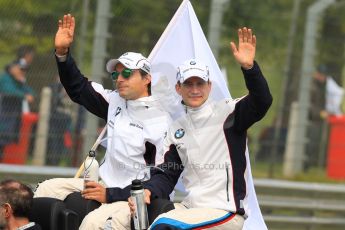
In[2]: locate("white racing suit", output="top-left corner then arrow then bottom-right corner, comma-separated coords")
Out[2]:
35,52 -> 171,229
145,61 -> 273,229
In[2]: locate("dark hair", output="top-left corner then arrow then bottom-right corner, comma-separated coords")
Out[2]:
139,69 -> 151,95
317,64 -> 328,75
0,179 -> 34,218
16,45 -> 35,59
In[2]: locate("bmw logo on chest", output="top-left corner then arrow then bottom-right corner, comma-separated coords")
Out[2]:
174,128 -> 185,139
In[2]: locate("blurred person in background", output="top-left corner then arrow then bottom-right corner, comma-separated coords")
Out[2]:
11,46 -> 35,72
0,46 -> 35,159
0,179 -> 41,230
305,64 -> 344,170
312,64 -> 344,117
46,75 -> 73,166
2,45 -> 36,105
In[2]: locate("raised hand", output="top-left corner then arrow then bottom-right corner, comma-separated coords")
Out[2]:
55,14 -> 75,55
230,27 -> 256,70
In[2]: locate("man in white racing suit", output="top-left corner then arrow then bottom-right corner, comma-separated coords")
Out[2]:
129,27 -> 272,229
34,14 -> 171,229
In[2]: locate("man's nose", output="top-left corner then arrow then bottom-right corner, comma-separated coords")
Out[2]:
190,84 -> 200,92
117,74 -> 126,81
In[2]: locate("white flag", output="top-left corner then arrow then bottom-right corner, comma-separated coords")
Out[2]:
149,0 -> 267,229
149,0 -> 229,102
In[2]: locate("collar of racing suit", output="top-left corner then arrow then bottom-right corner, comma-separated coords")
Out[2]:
183,98 -> 214,130
125,95 -> 160,109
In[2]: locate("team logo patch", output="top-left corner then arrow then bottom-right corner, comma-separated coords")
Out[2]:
174,128 -> 185,139
142,63 -> 150,73
115,107 -> 121,116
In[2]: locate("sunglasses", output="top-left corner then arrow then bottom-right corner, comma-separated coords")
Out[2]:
110,68 -> 134,81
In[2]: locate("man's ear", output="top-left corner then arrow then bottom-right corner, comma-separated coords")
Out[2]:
146,74 -> 152,83
145,74 -> 152,86
175,83 -> 182,95
3,203 -> 12,218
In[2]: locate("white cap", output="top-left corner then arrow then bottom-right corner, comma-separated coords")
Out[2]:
106,52 -> 151,74
176,59 -> 209,83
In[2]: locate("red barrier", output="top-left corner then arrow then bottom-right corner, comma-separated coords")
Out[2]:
327,115 -> 345,179
2,112 -> 38,164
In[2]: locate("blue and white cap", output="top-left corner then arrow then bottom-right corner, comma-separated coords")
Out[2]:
106,52 -> 151,74
176,59 -> 209,83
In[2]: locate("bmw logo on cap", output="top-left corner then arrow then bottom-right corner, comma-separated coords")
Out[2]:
174,128 -> 185,139
190,60 -> 196,65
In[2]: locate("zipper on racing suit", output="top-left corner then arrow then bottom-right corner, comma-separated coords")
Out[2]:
225,163 -> 230,202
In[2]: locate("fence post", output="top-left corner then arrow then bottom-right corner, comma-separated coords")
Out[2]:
32,87 -> 51,165
284,0 -> 336,176
283,102 -> 304,176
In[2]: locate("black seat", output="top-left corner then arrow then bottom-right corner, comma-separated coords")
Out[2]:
29,197 -> 79,230
147,198 -> 175,223
33,192 -> 172,229
63,192 -> 101,226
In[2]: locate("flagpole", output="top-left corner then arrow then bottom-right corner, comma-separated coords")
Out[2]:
148,0 -> 190,61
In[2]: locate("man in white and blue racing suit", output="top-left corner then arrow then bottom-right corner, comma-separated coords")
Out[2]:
129,27 -> 272,230
34,14 -> 171,229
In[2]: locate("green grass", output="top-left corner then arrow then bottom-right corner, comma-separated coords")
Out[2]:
251,161 -> 345,184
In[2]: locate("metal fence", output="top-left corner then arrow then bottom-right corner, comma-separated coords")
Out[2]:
0,0 -> 345,181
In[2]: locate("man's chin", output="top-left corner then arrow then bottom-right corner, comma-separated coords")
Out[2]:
118,91 -> 127,98
188,100 -> 203,107
119,92 -> 135,100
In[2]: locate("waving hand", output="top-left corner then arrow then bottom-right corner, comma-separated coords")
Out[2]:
55,14 -> 75,55
230,27 -> 256,70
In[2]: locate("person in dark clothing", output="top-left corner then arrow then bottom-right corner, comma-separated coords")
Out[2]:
0,60 -> 35,159
46,76 -> 73,166
0,179 -> 41,230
